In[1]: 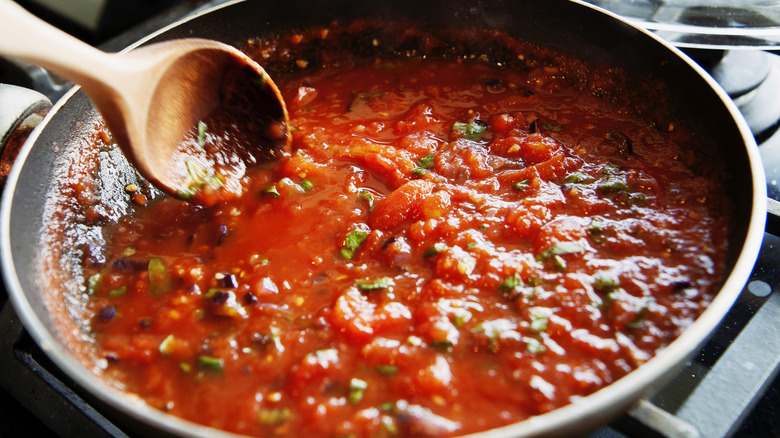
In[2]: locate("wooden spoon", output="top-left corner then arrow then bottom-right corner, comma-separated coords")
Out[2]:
0,0 -> 290,205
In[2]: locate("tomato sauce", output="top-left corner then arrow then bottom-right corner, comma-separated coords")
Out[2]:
82,31 -> 729,437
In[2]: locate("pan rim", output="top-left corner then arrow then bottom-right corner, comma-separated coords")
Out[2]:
0,0 -> 768,436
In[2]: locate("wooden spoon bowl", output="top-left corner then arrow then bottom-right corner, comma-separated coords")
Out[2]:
0,0 -> 290,204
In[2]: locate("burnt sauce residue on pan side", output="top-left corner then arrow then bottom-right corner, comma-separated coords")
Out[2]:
38,21 -> 730,437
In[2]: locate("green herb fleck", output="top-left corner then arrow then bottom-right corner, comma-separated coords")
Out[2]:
148,258 -> 173,297
588,218 -> 606,235
423,242 -> 449,258
340,229 -> 369,259
87,273 -> 101,295
356,277 -> 393,291
564,173 -> 588,184
552,255 -> 567,271
300,179 -> 314,191
197,355 -> 224,374
593,274 -> 620,294
262,185 -> 280,198
451,311 -> 470,328
359,190 -> 375,210
376,364 -> 399,376
541,121 -> 564,132
526,338 -> 547,354
382,415 -> 399,436
627,297 -> 653,329
500,273 -> 523,291
417,153 -> 435,169
196,121 -> 207,148
348,378 -> 368,405
108,286 -> 127,297
430,340 -> 454,352
411,167 -> 427,176
536,241 -> 584,261
176,160 -> 224,200
597,163 -> 629,193
452,120 -> 487,140
529,311 -> 549,333
252,74 -> 268,88
258,408 -> 291,426
598,177 -> 630,193
513,179 -> 530,192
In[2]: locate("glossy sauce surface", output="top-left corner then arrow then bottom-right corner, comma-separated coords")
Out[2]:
84,55 -> 729,437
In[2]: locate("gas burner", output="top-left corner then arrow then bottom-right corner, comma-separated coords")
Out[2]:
681,49 -> 780,201
684,49 -> 780,142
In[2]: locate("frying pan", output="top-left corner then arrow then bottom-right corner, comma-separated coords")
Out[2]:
0,0 -> 767,436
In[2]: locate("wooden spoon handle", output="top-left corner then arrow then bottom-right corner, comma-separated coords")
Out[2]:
0,0 -> 120,89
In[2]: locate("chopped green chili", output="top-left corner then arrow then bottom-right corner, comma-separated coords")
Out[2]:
148,258 -> 173,297
262,185 -> 280,198
340,229 -> 369,259
300,179 -> 314,191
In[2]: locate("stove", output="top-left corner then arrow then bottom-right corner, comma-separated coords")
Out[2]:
1,1 -> 779,437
